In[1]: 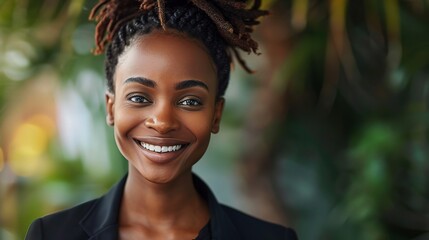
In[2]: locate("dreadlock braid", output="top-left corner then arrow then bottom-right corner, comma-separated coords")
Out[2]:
89,0 -> 268,97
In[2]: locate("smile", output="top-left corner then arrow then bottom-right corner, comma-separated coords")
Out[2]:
140,142 -> 183,153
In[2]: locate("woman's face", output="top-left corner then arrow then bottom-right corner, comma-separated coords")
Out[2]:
106,31 -> 224,184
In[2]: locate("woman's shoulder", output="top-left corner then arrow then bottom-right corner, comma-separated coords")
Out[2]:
39,197 -> 99,223
219,204 -> 298,240
25,177 -> 127,240
25,198 -> 100,240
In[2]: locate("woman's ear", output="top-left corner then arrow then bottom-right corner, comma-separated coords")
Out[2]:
105,92 -> 115,126
211,97 -> 225,133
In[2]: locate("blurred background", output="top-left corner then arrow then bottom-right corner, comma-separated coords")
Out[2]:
1,0 -> 429,239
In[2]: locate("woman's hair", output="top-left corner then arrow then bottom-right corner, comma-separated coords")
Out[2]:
89,0 -> 268,98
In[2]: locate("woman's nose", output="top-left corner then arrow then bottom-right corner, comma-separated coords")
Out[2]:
144,104 -> 179,134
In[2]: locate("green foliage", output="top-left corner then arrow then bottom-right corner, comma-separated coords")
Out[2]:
268,0 -> 429,239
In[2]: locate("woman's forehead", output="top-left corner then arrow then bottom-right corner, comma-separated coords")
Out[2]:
115,31 -> 218,89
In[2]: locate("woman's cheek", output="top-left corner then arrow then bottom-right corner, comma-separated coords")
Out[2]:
116,105 -> 142,128
184,112 -> 213,136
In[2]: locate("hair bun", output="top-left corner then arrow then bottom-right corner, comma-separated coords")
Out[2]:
90,0 -> 268,72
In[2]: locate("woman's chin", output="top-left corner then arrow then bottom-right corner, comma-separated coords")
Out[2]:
144,174 -> 174,184
132,167 -> 185,185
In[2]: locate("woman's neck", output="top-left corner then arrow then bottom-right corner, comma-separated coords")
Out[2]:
119,166 -> 209,237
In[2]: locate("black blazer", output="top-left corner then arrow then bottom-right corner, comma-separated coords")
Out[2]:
25,174 -> 298,240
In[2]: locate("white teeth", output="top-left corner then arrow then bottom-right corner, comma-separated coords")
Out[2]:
140,142 -> 183,153
161,146 -> 168,152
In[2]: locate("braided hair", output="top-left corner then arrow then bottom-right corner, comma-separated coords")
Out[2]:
89,0 -> 268,98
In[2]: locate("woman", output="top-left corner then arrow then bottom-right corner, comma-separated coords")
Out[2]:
25,0 -> 298,239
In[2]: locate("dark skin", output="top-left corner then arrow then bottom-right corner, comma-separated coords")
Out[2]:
105,30 -> 224,239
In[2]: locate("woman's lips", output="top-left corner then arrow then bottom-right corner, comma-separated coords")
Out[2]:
133,138 -> 189,164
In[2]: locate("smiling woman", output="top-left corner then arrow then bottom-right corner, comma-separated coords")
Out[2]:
24,0 -> 298,239
109,32 -> 222,185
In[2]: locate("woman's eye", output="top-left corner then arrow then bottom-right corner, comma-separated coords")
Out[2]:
129,95 -> 149,103
179,98 -> 202,106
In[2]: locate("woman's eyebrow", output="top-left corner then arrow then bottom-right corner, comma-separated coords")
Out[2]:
124,77 -> 156,88
175,80 -> 209,91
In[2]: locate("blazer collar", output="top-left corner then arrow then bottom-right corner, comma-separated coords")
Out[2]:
193,175 -> 241,239
78,173 -> 241,239
79,175 -> 126,240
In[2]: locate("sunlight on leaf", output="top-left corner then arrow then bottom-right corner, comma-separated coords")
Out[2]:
0,147 -> 4,172
8,114 -> 55,177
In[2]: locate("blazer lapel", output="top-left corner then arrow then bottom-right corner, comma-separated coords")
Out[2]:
193,174 -> 242,240
79,175 -> 127,240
